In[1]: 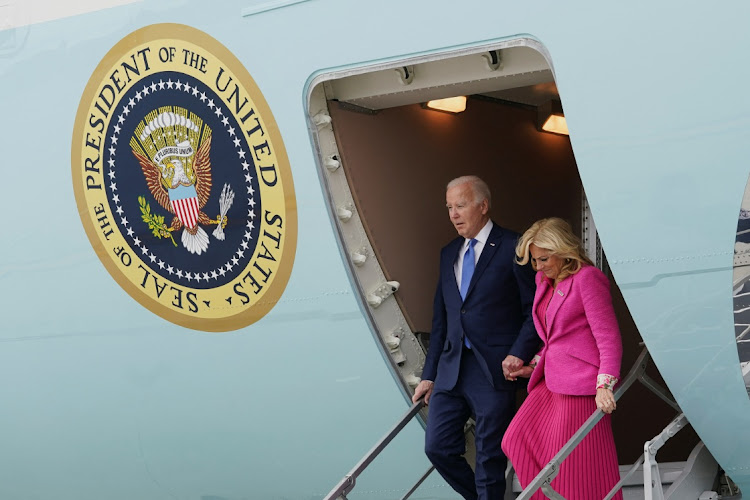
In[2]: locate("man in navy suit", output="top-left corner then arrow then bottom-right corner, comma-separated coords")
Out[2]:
412,175 -> 538,499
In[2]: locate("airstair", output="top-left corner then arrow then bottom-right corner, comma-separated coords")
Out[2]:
733,270 -> 750,367
323,347 -> 740,500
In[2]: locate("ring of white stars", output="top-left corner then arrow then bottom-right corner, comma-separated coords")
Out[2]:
106,77 -> 258,287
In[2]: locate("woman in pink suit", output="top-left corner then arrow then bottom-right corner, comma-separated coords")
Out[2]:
501,218 -> 623,500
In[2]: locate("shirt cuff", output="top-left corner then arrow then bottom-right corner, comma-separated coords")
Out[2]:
529,355 -> 541,368
596,374 -> 618,390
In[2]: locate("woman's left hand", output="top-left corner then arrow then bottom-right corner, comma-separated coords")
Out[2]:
506,365 -> 534,381
596,388 -> 616,414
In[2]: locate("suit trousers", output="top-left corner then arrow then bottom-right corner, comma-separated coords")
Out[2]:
425,347 -> 516,500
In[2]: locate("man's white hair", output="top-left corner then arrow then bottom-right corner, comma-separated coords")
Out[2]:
446,175 -> 492,208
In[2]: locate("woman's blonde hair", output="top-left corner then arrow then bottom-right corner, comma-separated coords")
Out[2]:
516,217 -> 593,281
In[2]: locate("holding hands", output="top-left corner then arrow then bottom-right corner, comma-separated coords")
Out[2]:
502,355 -> 533,381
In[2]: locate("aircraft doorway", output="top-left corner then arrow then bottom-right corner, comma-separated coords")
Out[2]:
306,39 -> 698,466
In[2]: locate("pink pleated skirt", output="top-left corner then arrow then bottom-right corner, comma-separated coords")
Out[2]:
501,380 -> 623,500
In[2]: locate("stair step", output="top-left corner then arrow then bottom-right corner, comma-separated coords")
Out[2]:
511,461 -> 688,492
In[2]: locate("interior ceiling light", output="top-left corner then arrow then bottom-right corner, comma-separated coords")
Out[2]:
537,100 -> 569,136
542,114 -> 569,135
425,96 -> 467,113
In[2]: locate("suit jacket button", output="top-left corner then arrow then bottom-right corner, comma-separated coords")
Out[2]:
461,309 -> 465,314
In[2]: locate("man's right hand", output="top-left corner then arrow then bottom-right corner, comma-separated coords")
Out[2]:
412,380 -> 434,405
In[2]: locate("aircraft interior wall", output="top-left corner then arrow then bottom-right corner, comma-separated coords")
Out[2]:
327,97 -> 581,333
326,95 -> 699,463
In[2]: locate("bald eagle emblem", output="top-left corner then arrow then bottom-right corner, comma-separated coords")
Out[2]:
130,107 -> 234,255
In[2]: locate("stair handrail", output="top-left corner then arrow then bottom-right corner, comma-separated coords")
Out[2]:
323,398 -> 426,500
327,346 -> 674,500
515,346 -> 652,500
399,464 -> 435,500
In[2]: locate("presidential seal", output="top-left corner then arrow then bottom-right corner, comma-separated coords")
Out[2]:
72,24 -> 297,332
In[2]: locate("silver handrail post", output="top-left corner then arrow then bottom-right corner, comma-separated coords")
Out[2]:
323,399 -> 425,500
643,413 -> 688,500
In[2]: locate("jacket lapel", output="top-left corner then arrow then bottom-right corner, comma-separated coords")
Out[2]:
446,238 -> 464,302
532,275 -> 549,342
464,223 -> 501,301
545,274 -> 573,334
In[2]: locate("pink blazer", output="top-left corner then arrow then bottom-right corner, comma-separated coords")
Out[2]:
527,265 -> 622,396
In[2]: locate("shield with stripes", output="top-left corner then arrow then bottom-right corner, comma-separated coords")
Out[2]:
169,184 -> 200,229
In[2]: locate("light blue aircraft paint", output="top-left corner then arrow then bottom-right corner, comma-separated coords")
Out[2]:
1,1 -> 748,499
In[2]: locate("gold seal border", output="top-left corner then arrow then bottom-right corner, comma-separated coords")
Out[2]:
71,23 -> 297,332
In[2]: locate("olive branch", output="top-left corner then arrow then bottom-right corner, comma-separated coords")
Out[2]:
138,196 -> 177,246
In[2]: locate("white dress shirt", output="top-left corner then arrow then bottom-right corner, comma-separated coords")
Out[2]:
454,219 -> 493,288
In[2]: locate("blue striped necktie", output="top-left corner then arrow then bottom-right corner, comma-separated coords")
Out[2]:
460,239 -> 477,348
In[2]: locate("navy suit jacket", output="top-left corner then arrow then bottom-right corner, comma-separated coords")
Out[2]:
422,222 -> 538,391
